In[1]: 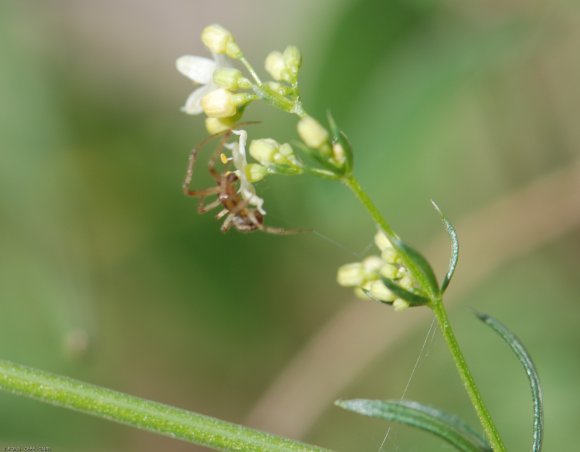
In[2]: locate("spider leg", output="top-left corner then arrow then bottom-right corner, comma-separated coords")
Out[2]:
215,208 -> 229,220
184,185 -> 221,198
182,147 -> 200,196
220,214 -> 234,233
198,196 -> 222,214
258,224 -> 312,236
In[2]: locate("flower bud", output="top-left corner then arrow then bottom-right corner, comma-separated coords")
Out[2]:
205,117 -> 233,135
337,263 -> 365,287
374,230 -> 392,251
393,298 -> 410,312
232,92 -> 254,108
213,68 -> 250,90
283,46 -> 302,78
249,138 -> 279,165
399,275 -> 414,290
332,142 -> 346,167
297,116 -> 329,149
273,143 -> 297,166
381,247 -> 399,264
201,88 -> 237,118
362,256 -> 383,275
225,41 -> 242,59
380,263 -> 398,279
266,81 -> 292,96
245,163 -> 268,183
201,24 -> 233,55
265,51 -> 287,81
368,280 -> 396,302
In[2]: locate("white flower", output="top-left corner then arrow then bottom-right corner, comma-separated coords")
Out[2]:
225,130 -> 266,215
176,53 -> 228,115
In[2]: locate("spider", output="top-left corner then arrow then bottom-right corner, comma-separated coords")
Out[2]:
182,128 -> 302,235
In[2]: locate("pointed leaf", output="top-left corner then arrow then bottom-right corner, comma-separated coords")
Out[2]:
336,399 -> 491,452
381,277 -> 430,306
476,313 -> 543,452
431,200 -> 459,293
390,235 -> 440,299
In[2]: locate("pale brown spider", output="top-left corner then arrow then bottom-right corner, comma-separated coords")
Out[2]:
182,129 -> 302,235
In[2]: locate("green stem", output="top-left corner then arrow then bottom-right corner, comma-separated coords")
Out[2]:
240,56 -> 262,85
431,302 -> 505,451
342,173 -> 505,451
0,359 -> 330,452
342,174 -> 397,239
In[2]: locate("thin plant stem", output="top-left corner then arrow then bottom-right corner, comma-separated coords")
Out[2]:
431,302 -> 506,451
0,359 -> 330,452
342,174 -> 397,239
240,56 -> 262,85
342,173 -> 506,451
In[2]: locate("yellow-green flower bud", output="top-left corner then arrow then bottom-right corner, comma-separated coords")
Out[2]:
232,92 -> 254,108
249,138 -> 279,165
213,68 -> 251,90
374,230 -> 392,251
266,81 -> 291,96
205,117 -> 234,135
245,163 -> 268,183
225,41 -> 242,59
265,51 -> 287,81
332,142 -> 346,167
201,24 -> 233,55
362,256 -> 383,275
337,263 -> 365,287
297,116 -> 329,149
368,280 -> 396,302
283,46 -> 302,78
393,298 -> 410,312
380,263 -> 398,279
381,247 -> 399,264
201,88 -> 237,118
399,275 -> 414,290
273,143 -> 297,165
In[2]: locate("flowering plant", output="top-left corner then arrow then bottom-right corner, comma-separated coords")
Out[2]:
0,23 -> 543,452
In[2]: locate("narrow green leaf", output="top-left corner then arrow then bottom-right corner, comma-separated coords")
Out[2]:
381,277 -> 430,306
476,313 -> 544,452
390,235 -> 440,299
431,200 -> 459,293
0,360 -> 330,452
336,399 -> 491,452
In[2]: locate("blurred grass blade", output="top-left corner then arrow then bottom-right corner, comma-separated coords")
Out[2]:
390,236 -> 440,298
431,200 -> 458,293
380,277 -> 430,306
0,360 -> 331,452
336,399 -> 491,451
476,313 -> 544,452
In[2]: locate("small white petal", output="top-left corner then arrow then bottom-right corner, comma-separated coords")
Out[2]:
182,85 -> 211,115
176,55 -> 216,84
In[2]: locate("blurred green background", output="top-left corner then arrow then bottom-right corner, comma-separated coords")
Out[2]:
1,0 -> 579,450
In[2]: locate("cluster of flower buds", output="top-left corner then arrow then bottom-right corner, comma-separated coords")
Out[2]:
177,25 -> 256,134
245,138 -> 303,182
264,46 -> 302,86
337,230 -> 417,311
177,23 -> 356,180
296,114 -> 353,176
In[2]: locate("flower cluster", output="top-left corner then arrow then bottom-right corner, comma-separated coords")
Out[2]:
336,230 -> 417,311
177,24 -> 353,182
